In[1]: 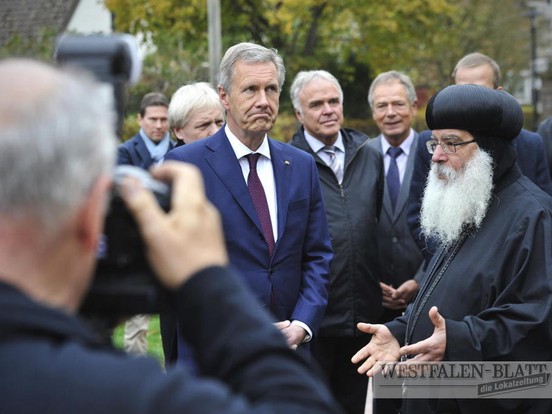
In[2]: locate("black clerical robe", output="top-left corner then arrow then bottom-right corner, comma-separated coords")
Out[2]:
387,166 -> 552,413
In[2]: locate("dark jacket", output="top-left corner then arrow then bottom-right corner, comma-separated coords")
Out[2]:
368,134 -> 425,321
392,165 -> 552,414
0,267 -> 342,414
291,127 -> 384,336
117,132 -> 175,169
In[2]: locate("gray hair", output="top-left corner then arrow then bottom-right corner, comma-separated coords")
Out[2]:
218,42 -> 285,94
290,70 -> 344,113
168,82 -> 224,129
452,52 -> 501,88
367,70 -> 417,109
0,59 -> 117,231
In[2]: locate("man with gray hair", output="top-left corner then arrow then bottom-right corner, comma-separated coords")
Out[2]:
353,84 -> 552,413
0,57 -> 343,414
367,71 -> 424,326
366,70 -> 425,414
168,82 -> 224,146
166,43 -> 333,362
290,69 -> 383,414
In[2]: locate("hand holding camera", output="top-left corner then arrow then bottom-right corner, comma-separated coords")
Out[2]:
119,161 -> 229,289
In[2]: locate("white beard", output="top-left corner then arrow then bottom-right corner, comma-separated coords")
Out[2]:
420,149 -> 494,246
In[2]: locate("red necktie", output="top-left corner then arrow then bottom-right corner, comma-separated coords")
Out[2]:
246,153 -> 275,256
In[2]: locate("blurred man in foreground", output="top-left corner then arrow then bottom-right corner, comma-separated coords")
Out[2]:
0,58 -> 342,414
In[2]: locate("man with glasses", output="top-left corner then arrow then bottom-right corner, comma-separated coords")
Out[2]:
352,84 -> 552,414
408,52 -> 552,261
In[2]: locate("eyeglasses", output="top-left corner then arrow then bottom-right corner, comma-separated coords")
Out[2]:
426,138 -> 477,154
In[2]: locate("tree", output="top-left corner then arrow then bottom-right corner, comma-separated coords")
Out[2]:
104,0 -> 532,136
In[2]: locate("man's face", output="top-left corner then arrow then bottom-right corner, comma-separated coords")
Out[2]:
420,146 -> 493,246
219,61 -> 280,141
174,106 -> 224,144
371,80 -> 417,145
454,64 -> 496,89
138,105 -> 169,143
430,129 -> 479,179
295,78 -> 344,145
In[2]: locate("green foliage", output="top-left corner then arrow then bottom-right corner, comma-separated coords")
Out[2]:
3,1 -> 532,135
0,28 -> 58,61
112,314 -> 165,365
104,0 -> 531,124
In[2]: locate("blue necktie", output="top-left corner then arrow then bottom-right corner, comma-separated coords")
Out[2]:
387,146 -> 403,211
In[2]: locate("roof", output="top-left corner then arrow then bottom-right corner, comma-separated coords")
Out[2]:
0,0 -> 80,47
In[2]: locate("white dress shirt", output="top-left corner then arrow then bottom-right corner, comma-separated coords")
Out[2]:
381,129 -> 415,184
225,125 -> 278,240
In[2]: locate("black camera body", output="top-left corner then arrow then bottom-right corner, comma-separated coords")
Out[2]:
55,33 -> 141,137
81,166 -> 172,316
55,35 -> 169,318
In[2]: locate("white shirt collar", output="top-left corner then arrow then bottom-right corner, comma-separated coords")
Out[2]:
303,129 -> 345,154
225,124 -> 271,160
381,129 -> 415,156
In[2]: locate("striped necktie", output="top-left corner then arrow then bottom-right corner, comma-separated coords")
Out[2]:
322,145 -> 343,184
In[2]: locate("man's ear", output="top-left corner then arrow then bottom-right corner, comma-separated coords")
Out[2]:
173,127 -> 185,140
218,86 -> 230,110
295,109 -> 304,123
75,176 -> 111,253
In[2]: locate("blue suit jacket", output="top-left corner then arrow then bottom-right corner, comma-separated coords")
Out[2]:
117,133 -> 175,169
165,128 -> 333,330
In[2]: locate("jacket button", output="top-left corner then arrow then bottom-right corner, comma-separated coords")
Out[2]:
391,236 -> 398,243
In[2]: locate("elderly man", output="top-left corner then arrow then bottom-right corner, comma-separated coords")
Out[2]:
289,69 -> 383,414
168,82 -> 224,147
367,71 -> 424,321
352,84 -> 552,413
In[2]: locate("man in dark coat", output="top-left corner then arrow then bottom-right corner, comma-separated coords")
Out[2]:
289,70 -> 384,414
352,84 -> 552,413
366,70 -> 424,322
366,70 -> 425,414
0,58 -> 342,414
117,92 -> 175,168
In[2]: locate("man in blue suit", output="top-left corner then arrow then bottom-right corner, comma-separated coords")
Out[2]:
165,42 -> 333,360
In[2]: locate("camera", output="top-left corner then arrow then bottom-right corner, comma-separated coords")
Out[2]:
55,33 -> 141,137
81,166 -> 172,316
55,35 -> 170,318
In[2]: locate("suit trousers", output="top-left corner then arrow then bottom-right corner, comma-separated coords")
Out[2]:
311,336 -> 370,414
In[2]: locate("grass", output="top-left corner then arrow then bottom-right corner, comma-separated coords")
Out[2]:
112,314 -> 165,365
